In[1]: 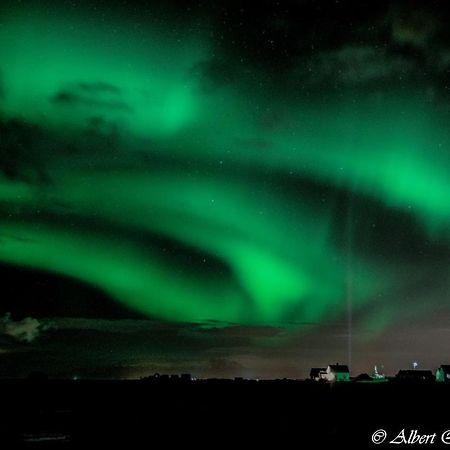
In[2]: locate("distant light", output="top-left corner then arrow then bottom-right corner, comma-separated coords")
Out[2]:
72,376 -> 78,381
413,361 -> 418,369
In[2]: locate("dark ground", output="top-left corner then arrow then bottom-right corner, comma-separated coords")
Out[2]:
1,378 -> 449,448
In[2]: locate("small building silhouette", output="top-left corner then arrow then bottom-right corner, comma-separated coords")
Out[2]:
324,364 -> 350,382
354,373 -> 373,382
396,370 -> 434,381
309,368 -> 327,381
436,365 -> 450,382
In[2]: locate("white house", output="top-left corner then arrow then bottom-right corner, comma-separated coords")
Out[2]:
324,364 -> 350,382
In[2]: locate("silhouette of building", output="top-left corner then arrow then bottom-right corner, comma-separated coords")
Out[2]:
324,364 -> 350,382
354,373 -> 372,382
436,365 -> 450,382
396,370 -> 434,381
309,368 -> 327,381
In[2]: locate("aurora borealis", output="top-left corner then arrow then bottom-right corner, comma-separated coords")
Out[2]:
1,0 -> 450,378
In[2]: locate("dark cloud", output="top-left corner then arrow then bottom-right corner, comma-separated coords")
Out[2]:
295,45 -> 415,88
187,0 -> 450,100
0,317 -> 288,378
1,310 -> 448,379
52,91 -> 132,111
51,81 -> 131,111
388,4 -> 440,49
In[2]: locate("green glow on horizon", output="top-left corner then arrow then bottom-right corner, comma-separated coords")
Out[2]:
0,6 -> 448,328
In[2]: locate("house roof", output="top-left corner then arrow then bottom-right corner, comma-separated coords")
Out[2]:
328,364 -> 349,373
439,365 -> 450,371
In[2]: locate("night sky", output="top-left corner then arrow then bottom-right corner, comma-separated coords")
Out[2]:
1,0 -> 450,379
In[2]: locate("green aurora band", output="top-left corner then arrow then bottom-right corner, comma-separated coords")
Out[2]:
0,6 -> 449,327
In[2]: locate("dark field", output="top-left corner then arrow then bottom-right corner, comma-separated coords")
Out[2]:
1,378 -> 450,448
